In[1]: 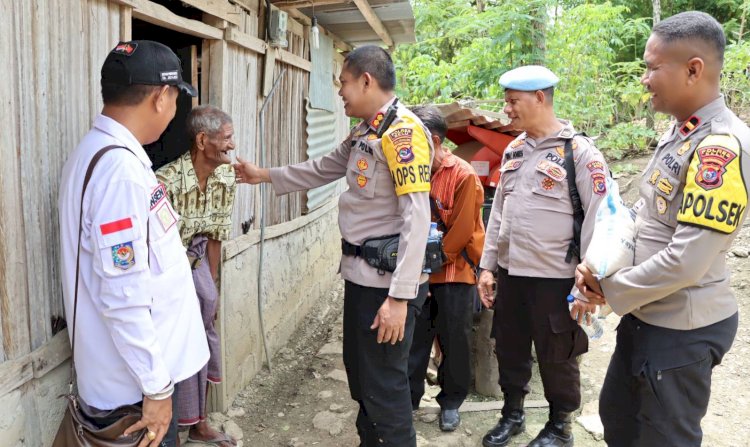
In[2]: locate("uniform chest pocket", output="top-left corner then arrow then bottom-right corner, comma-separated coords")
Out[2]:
148,201 -> 186,273
646,168 -> 682,225
347,152 -> 379,199
500,159 -> 524,194
531,172 -> 565,199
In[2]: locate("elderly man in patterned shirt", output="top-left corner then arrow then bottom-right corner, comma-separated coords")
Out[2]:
156,105 -> 237,446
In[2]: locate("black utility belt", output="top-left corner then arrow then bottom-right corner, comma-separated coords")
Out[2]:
341,234 -> 445,275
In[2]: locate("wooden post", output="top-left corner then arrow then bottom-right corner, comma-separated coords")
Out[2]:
119,4 -> 132,41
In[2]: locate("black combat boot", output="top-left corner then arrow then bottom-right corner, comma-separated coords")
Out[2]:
528,411 -> 574,447
482,395 -> 525,447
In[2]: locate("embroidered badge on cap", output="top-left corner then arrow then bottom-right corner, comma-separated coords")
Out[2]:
160,71 -> 179,82
389,128 -> 415,164
111,242 -> 135,270
657,178 -> 674,196
155,203 -> 177,232
695,146 -> 737,190
535,160 -> 566,182
356,174 -> 367,188
587,161 -> 604,172
656,196 -> 668,215
501,159 -> 523,172
592,172 -> 607,195
357,158 -> 369,171
677,140 -> 692,156
541,177 -> 555,190
113,42 -> 138,56
150,184 -> 167,210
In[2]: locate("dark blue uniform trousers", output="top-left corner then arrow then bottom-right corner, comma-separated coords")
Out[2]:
343,280 -> 428,447
600,312 -> 738,447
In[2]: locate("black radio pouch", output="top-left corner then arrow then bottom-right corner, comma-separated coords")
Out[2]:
360,234 -> 444,275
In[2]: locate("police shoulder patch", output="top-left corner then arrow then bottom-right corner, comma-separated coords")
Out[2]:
677,134 -> 747,234
382,119 -> 431,196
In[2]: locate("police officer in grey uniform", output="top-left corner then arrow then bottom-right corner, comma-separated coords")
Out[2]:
576,11 -> 748,447
477,66 -> 610,447
233,46 -> 433,447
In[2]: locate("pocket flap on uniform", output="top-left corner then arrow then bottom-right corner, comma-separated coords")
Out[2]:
347,153 -> 376,179
95,215 -> 141,249
535,159 -> 567,181
548,311 -> 578,334
646,169 -> 680,201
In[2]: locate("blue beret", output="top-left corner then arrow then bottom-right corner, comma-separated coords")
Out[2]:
499,65 -> 559,91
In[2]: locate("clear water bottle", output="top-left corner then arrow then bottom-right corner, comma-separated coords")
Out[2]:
567,294 -> 604,340
424,222 -> 442,274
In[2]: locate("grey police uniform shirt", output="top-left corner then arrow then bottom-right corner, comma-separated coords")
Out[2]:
601,96 -> 750,330
479,121 -> 610,284
269,98 -> 433,299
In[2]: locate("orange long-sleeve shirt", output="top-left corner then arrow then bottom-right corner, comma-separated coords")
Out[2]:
430,153 -> 485,284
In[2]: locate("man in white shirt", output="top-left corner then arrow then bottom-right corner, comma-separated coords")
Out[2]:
57,40 -> 209,447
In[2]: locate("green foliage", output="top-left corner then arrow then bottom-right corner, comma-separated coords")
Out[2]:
722,41 -> 750,115
394,0 -> 750,161
610,162 -> 642,176
597,121 -> 658,160
546,3 -> 650,134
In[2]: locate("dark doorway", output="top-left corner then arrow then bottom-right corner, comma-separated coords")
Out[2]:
132,19 -> 204,170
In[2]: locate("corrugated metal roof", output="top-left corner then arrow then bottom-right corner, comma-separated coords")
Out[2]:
276,0 -> 416,47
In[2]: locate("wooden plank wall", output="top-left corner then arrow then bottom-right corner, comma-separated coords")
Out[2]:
0,0 -> 120,364
0,0 -> 329,373
262,31 -> 310,225
227,8 -> 310,233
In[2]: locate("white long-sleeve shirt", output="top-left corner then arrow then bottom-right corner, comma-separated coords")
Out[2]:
58,114 -> 209,410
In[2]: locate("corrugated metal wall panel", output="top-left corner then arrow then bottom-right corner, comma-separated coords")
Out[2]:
305,100 -> 340,212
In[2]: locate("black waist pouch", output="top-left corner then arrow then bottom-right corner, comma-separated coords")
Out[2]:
361,234 -> 445,274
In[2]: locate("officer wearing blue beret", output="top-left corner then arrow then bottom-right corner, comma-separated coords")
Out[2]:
478,65 -> 611,447
499,65 -> 560,91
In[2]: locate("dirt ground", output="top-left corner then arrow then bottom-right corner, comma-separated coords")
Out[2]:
201,164 -> 750,447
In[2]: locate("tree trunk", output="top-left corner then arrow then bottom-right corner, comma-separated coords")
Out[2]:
652,0 -> 661,25
530,2 -> 547,65
476,0 -> 485,13
738,0 -> 749,43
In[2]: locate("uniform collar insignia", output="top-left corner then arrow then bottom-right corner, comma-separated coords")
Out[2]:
679,115 -> 701,137
369,112 -> 385,131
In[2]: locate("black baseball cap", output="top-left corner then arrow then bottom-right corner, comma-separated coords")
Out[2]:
101,40 -> 197,97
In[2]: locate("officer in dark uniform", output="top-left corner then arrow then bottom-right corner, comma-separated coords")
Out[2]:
576,11 -> 749,447
478,66 -> 611,447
